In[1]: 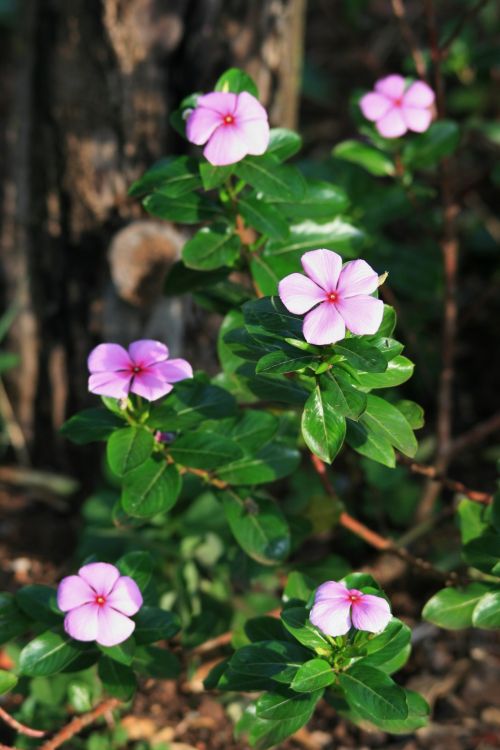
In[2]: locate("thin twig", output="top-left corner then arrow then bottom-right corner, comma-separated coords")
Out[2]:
310,454 -> 462,584
390,0 -> 428,80
397,456 -> 493,505
0,706 -> 45,738
39,699 -> 121,750
450,411 -> 500,456
440,0 -> 490,53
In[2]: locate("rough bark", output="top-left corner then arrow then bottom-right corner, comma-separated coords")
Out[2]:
0,0 -> 305,470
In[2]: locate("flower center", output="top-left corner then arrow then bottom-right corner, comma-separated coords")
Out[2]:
95,595 -> 106,606
348,593 -> 362,603
222,114 -> 235,125
394,97 -> 403,107
326,291 -> 339,304
132,366 -> 141,374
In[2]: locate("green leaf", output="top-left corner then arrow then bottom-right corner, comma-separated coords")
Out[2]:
235,154 -> 306,200
0,594 -> 31,644
354,356 -> 414,389
256,346 -> 318,374
182,224 -> 241,270
164,262 -> 230,295
346,419 -> 396,468
218,443 -> 300,485
19,630 -> 87,676
121,459 -> 181,518
243,295 -> 304,342
149,379 -> 237,430
264,219 -> 364,269
134,607 -> 181,644
99,638 -> 135,666
301,383 -> 346,463
60,408 -> 123,445
0,670 -> 17,696
116,551 -> 153,591
221,491 -> 291,565
281,606 -> 331,651
134,645 -> 180,679
245,372 -> 309,406
98,657 -> 137,700
230,641 -> 309,683
463,532 -> 500,574
402,120 -> 460,169
267,128 -> 303,161
16,585 -> 61,626
106,427 -> 154,477
290,658 -> 335,692
169,430 -> 243,470
226,411 -> 279,453
361,394 -> 418,457
244,616 -> 291,644
199,162 -> 234,191
333,339 -> 387,373
215,67 -> 258,97
472,591 -> 500,629
271,179 -> 349,221
256,687 -> 323,720
242,689 -> 322,749
338,664 -> 408,721
367,689 -> 429,733
395,399 -> 425,429
457,498 -> 489,544
359,619 -> 411,673
319,371 -> 367,420
143,192 -> 220,224
334,140 -> 395,176
239,195 -> 289,240
422,583 -> 490,629
250,254 -> 281,296
67,681 -> 93,713
128,156 -> 201,198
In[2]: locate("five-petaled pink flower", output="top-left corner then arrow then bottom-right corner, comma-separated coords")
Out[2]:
278,249 -> 384,346
186,91 -> 270,166
88,339 -> 192,402
310,580 -> 391,637
57,562 -> 143,647
360,75 -> 435,138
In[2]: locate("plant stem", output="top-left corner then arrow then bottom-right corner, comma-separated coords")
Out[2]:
0,707 -> 45,738
39,699 -> 120,750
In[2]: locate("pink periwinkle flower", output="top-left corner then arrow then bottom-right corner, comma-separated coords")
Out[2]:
278,249 -> 384,346
360,75 -> 435,138
88,339 -> 193,402
57,562 -> 143,647
186,91 -> 270,166
310,580 -> 391,637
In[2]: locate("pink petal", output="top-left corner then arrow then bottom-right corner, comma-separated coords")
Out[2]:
88,343 -> 131,374
128,340 -> 169,368
234,91 -> 268,122
359,92 -> 392,121
314,580 -> 350,603
403,81 -> 435,108
375,74 -> 406,101
64,603 -> 100,642
310,599 -> 352,636
78,563 -> 120,597
335,295 -> 384,336
337,259 -> 379,298
196,92 -> 238,116
88,371 -> 131,399
278,273 -> 325,315
236,118 -> 270,156
153,358 -> 193,384
350,594 -> 392,633
107,576 -> 143,616
301,249 -> 343,292
96,606 -> 136,647
203,124 -> 248,166
402,106 -> 433,133
57,575 -> 95,612
186,105 -> 223,146
376,108 -> 407,138
130,371 -> 174,401
303,302 -> 346,346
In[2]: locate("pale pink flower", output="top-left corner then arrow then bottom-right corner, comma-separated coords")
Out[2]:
88,340 -> 192,402
360,75 -> 435,138
57,562 -> 143,647
310,580 -> 391,637
186,91 -> 270,166
278,249 -> 384,346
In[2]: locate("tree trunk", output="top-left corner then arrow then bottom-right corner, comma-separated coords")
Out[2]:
0,0 -> 305,471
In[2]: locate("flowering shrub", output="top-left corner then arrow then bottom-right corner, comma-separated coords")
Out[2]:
0,64 -> 498,750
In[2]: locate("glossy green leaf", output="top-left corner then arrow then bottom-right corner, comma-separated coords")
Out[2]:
121,459 -> 181,518
226,411 -> 279,453
339,664 -> 408,721
242,689 -> 322,749
301,383 -> 346,463
116,551 -> 153,591
243,295 -> 304,342
19,630 -> 87,676
169,430 -> 243,469
128,156 -> 201,198
98,656 -> 137,700
221,491 -> 291,565
98,637 -> 135,666
346,419 -> 396,468
472,591 -> 500,629
264,219 -> 364,268
361,394 -> 418,457
256,346 -> 318,374
235,154 -> 306,200
218,443 -> 300,485
463,532 -> 500,574
402,120 -> 460,168
281,606 -> 331,651
106,427 -> 154,477
199,162 -> 234,190
239,195 -> 289,240
215,67 -> 258,96
267,128 -> 303,161
0,670 -> 17,695
60,408 -> 123,445
359,619 -> 411,672
422,583 -> 490,629
271,179 -> 349,221
319,371 -> 367,420
134,607 -> 181,644
395,399 -> 425,429
354,356 -> 414,388
256,687 -> 324,721
134,645 -> 180,678
0,594 -> 31,644
182,224 -> 241,270
16,585 -> 62,626
290,658 -> 335,692
143,191 -> 220,224
334,339 -> 387,373
230,640 -> 309,683
149,380 -> 237,430
334,140 -> 396,176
